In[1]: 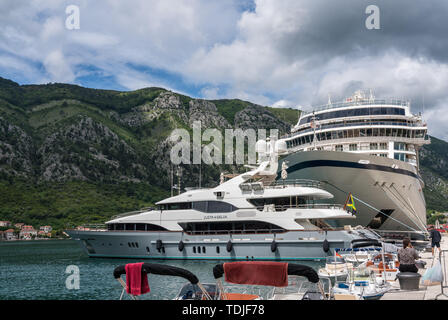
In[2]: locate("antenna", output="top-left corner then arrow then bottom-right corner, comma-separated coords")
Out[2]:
170,164 -> 173,197
177,166 -> 182,195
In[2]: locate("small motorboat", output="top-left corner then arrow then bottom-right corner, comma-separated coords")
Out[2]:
333,278 -> 391,300
318,256 -> 354,282
113,262 -> 213,300
338,248 -> 379,265
361,253 -> 400,282
332,264 -> 391,300
212,261 -> 329,300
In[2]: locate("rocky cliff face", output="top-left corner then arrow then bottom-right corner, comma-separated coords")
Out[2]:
0,79 -> 293,190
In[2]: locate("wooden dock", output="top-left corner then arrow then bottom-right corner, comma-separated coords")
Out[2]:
380,235 -> 448,300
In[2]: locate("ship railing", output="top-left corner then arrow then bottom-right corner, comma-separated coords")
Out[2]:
254,203 -> 345,212
111,207 -> 154,220
265,179 -> 322,189
71,224 -> 107,231
301,99 -> 409,116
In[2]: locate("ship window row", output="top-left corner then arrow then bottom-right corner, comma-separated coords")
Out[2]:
286,128 -> 427,148
299,107 -> 406,125
178,221 -> 286,235
158,201 -> 237,213
295,119 -> 419,135
107,223 -> 168,231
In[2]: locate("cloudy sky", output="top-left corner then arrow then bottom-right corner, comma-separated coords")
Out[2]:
1,0 -> 447,140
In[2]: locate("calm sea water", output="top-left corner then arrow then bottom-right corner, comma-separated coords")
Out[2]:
0,240 -> 323,300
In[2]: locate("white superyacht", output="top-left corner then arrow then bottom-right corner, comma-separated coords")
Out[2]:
279,90 -> 430,238
66,139 -> 380,260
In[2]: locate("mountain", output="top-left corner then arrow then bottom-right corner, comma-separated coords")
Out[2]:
0,76 -> 446,229
0,77 -> 294,229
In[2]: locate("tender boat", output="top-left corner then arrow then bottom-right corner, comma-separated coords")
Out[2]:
318,256 -> 353,282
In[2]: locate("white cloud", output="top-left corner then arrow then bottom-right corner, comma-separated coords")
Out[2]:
43,50 -> 75,83
0,0 -> 447,140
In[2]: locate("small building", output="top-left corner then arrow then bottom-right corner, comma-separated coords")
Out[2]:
15,223 -> 25,229
40,226 -> 52,233
5,229 -> 16,241
0,221 -> 11,227
20,226 -> 37,239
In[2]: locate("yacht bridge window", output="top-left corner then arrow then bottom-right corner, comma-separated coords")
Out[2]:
158,201 -> 237,213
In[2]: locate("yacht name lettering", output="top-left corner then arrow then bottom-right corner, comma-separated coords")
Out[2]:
182,304 -> 216,318
204,215 -> 228,220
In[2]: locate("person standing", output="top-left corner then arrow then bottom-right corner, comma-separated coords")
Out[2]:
429,227 -> 442,257
398,238 -> 419,273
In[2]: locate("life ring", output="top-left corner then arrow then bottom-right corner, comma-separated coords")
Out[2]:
226,240 -> 233,252
178,240 -> 185,252
322,239 -> 330,253
271,241 -> 278,252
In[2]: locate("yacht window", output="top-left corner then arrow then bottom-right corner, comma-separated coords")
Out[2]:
370,143 -> 378,150
178,221 -> 285,235
109,223 -> 167,232
379,143 -> 388,150
349,144 -> 358,151
192,201 -> 237,213
335,145 -> 343,152
162,202 -> 192,210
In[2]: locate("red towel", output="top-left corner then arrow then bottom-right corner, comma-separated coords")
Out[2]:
223,261 -> 289,287
125,262 -> 150,296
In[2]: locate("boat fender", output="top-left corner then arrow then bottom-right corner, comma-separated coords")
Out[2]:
178,240 -> 184,252
322,239 -> 330,253
226,240 -> 233,252
271,240 -> 277,252
156,239 -> 163,251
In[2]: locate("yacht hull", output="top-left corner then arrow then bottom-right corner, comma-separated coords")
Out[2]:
279,151 -> 427,233
65,228 -> 377,260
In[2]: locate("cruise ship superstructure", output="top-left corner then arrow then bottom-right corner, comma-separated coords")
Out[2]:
66,139 -> 380,260
279,90 -> 430,236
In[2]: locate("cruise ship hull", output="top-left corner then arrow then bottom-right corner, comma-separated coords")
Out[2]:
279,151 -> 427,234
65,228 -> 377,260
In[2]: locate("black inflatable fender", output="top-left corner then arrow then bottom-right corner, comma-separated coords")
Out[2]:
156,239 -> 163,251
271,240 -> 278,252
322,239 -> 330,253
226,240 -> 233,252
178,240 -> 184,252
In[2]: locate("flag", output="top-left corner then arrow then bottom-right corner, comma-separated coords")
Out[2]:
335,251 -> 342,258
344,193 -> 357,215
